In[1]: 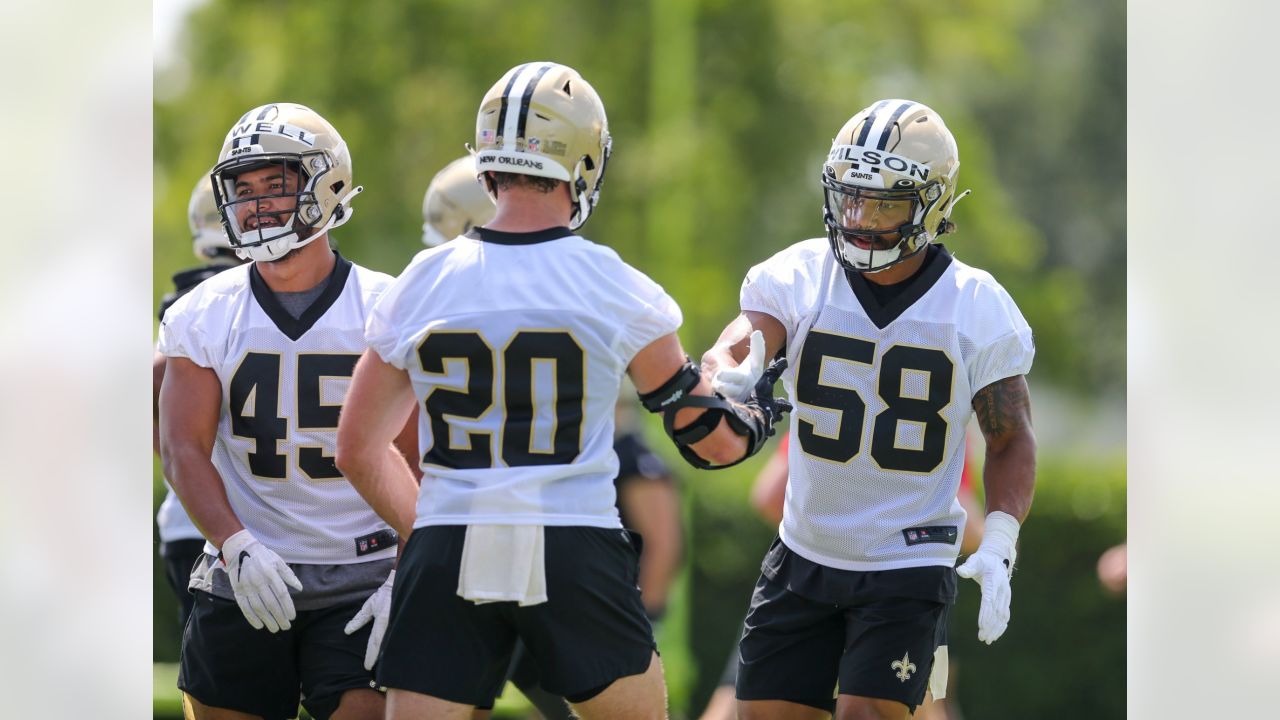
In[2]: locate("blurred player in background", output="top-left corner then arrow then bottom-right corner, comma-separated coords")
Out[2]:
337,61 -> 787,720
421,155 -> 495,249
703,99 -> 1036,720
418,161 -> 685,719
1097,542 -> 1126,595
159,102 -> 406,720
154,175 -> 247,631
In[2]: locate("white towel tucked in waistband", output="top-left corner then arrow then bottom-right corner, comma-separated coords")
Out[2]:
456,524 -> 547,606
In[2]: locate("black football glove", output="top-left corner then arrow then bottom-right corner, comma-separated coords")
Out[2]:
742,356 -> 792,435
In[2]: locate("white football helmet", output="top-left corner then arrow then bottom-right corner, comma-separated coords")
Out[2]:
188,173 -> 239,266
210,103 -> 363,262
822,99 -> 967,273
472,62 -> 611,230
422,155 -> 495,247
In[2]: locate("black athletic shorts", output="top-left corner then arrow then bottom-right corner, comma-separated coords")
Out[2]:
736,537 -> 956,714
159,538 -> 205,629
178,590 -> 379,720
377,525 -> 656,707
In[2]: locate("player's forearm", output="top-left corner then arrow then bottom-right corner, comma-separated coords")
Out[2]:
624,483 -> 683,613
683,414 -> 750,465
162,448 -> 242,547
972,375 -> 1036,523
981,428 -> 1036,523
338,444 -> 419,538
637,538 -> 681,615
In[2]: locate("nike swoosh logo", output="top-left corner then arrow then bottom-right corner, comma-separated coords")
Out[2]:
237,550 -> 251,581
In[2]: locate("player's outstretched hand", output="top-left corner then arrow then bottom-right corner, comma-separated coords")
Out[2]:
746,356 -> 792,431
221,529 -> 304,633
712,330 -> 766,401
956,511 -> 1021,644
345,569 -> 395,670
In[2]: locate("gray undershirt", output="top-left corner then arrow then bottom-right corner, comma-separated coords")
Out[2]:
189,554 -> 394,611
274,281 -> 328,318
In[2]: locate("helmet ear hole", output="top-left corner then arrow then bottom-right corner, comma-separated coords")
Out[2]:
562,80 -> 573,96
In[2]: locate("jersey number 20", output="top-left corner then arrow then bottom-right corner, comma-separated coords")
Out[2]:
796,330 -> 954,472
417,330 -> 585,469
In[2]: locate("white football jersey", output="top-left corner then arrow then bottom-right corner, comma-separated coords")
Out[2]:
157,256 -> 398,564
155,484 -> 202,543
742,239 -> 1034,571
366,227 -> 682,529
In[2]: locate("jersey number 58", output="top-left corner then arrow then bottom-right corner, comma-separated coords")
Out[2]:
796,330 -> 954,473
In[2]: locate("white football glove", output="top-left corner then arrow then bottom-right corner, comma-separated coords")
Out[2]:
345,569 -> 395,670
220,529 -> 304,633
955,511 -> 1020,645
712,330 -> 766,401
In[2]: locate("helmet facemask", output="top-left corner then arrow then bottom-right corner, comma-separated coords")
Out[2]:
822,173 -> 946,273
569,135 -> 611,230
211,152 -> 332,262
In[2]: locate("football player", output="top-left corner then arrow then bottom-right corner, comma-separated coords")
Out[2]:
703,99 -> 1037,720
158,103 -> 407,720
417,161 -> 685,720
698,435 -> 987,720
336,61 -> 788,720
154,175 -> 247,631
421,154 -> 495,248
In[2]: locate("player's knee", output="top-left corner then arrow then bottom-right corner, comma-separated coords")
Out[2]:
182,692 -> 262,720
835,695 -> 910,720
330,688 -> 384,720
571,653 -> 666,720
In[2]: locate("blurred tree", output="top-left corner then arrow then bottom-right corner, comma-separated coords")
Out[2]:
155,0 -> 1123,396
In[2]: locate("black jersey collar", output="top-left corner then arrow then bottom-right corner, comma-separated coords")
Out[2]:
464,226 -> 574,245
249,252 -> 352,341
843,244 -> 953,329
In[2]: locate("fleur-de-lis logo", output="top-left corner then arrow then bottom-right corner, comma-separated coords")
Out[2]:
891,652 -> 916,682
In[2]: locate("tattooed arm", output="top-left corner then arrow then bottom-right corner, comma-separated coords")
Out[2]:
973,375 -> 1037,522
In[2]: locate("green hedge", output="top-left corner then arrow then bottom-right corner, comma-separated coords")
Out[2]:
685,450 -> 1127,718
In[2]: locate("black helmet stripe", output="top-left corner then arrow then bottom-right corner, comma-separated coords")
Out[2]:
494,63 -> 530,146
854,99 -> 892,146
516,63 -> 555,142
876,101 -> 918,150
499,62 -> 555,151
